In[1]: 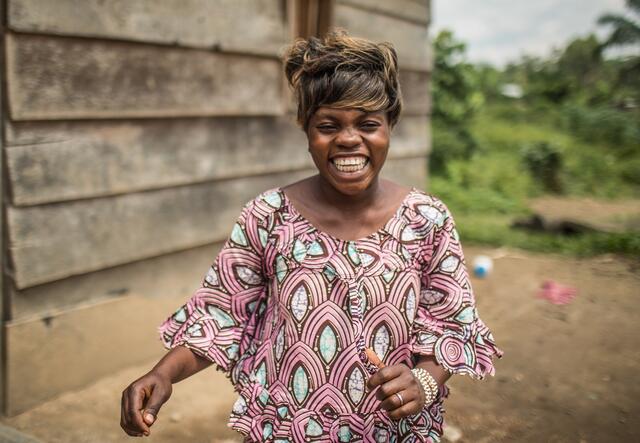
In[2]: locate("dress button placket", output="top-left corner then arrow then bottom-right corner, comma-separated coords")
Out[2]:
346,245 -> 377,374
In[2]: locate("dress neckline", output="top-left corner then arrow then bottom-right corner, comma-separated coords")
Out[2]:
279,187 -> 417,243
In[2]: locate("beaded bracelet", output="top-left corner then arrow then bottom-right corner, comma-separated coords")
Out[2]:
411,368 -> 439,406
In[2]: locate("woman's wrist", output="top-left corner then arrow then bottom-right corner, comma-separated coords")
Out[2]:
151,346 -> 211,384
412,355 -> 452,407
411,367 -> 439,406
414,355 -> 452,386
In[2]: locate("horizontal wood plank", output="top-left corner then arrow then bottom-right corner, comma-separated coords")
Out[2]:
8,170 -> 311,289
6,33 -> 285,120
6,115 -> 428,206
6,117 -> 308,205
8,0 -> 288,56
334,3 -> 432,72
10,243 -> 220,321
337,0 -> 430,26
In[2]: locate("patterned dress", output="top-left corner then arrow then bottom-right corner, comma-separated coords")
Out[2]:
159,188 -> 502,442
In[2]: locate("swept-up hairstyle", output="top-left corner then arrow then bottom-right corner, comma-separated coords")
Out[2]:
284,30 -> 402,131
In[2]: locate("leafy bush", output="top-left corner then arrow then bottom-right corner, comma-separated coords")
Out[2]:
430,153 -> 534,215
520,141 -> 564,193
430,122 -> 477,175
620,157 -> 640,185
561,104 -> 640,153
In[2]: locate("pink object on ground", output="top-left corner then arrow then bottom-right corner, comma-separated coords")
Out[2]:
537,280 -> 578,305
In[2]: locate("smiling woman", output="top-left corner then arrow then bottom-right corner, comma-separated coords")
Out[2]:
120,31 -> 502,442
281,31 -> 406,238
305,107 -> 390,198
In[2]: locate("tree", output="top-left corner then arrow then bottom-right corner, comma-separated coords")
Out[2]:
430,30 -> 482,175
598,0 -> 640,48
599,0 -> 640,109
432,30 -> 481,125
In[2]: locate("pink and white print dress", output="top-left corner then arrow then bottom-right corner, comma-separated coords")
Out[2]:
159,188 -> 502,442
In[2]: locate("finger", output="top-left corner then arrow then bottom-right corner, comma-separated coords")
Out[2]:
121,390 -> 128,430
380,389 -> 414,411
121,392 -> 143,437
127,385 -> 151,435
375,375 -> 411,402
143,383 -> 171,427
121,389 -> 140,435
388,400 -> 423,421
367,365 -> 405,389
121,424 -> 145,438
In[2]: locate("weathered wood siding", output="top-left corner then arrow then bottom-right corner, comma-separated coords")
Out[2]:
6,34 -> 285,120
335,1 -> 432,71
8,0 -> 289,56
0,0 -> 5,416
2,0 -> 432,415
337,0 -> 429,25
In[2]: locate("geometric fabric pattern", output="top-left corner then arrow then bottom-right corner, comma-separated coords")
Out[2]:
159,188 -> 503,442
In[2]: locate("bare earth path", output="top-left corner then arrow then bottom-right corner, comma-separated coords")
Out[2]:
2,246 -> 638,442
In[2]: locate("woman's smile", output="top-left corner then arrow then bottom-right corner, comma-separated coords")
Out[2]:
331,155 -> 369,173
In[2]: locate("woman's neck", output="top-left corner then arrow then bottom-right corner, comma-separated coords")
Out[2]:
311,175 -> 385,213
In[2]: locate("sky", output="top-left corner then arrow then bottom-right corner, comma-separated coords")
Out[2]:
432,0 -> 629,66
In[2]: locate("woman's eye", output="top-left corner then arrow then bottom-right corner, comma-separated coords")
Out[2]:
361,122 -> 381,131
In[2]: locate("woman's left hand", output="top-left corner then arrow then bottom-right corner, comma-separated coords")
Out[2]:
367,364 -> 425,419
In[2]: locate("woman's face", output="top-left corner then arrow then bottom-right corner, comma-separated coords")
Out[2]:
306,107 -> 390,196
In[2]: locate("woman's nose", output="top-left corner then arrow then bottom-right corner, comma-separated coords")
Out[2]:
336,127 -> 362,147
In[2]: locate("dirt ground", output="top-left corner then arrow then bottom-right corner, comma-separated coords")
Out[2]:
2,245 -> 639,443
528,197 -> 640,233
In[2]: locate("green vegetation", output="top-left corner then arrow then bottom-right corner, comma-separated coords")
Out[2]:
429,2 -> 640,256
453,214 -> 640,257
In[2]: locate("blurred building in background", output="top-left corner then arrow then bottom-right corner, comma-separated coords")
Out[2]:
0,0 -> 432,415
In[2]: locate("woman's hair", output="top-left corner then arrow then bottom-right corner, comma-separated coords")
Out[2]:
284,30 -> 402,130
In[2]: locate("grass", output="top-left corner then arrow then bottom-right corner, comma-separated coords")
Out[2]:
453,214 -> 640,257
430,102 -> 640,257
471,104 -> 639,198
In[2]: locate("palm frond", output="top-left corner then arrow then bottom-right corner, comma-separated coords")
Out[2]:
627,0 -> 640,15
598,14 -> 640,47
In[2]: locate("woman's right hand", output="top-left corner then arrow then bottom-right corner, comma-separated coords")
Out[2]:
120,370 -> 172,437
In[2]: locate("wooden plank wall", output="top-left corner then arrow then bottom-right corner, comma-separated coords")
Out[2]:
0,0 -> 6,416
2,0 -> 432,415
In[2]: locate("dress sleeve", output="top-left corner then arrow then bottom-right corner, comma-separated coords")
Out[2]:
159,199 -> 267,381
411,200 -> 503,379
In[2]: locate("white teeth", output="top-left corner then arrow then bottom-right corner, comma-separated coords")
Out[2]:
332,157 -> 368,172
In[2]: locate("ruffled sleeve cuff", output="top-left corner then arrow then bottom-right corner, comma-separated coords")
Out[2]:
411,314 -> 503,379
158,290 -> 245,376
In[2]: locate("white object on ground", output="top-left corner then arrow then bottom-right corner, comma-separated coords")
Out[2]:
472,255 -> 494,278
443,423 -> 464,442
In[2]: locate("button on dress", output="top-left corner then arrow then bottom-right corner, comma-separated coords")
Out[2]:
159,188 -> 502,442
